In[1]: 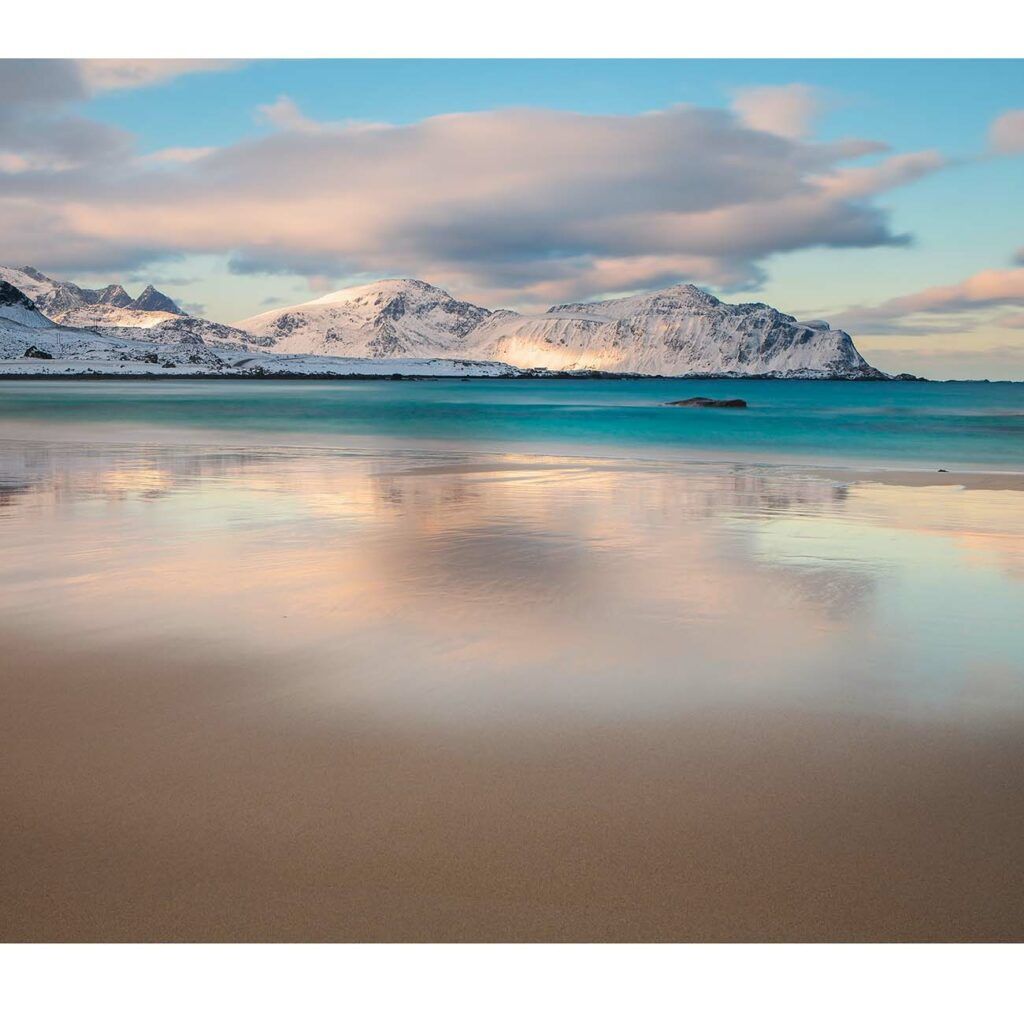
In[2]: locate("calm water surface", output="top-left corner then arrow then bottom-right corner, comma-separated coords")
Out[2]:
1,378 -> 1022,469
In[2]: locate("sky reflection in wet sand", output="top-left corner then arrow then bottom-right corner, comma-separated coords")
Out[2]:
2,439 -> 1021,725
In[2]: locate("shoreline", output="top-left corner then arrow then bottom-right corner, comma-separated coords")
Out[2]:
0,369 -> 930,382
0,370 -> 1021,385
2,419 -> 1022,488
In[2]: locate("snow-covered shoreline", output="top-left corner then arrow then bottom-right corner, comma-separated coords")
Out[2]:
0,354 -> 524,379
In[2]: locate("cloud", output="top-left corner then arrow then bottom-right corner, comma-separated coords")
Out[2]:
989,110 -> 1024,154
75,60 -> 241,95
834,264 -> 1024,334
256,96 -> 325,134
141,147 -> 217,165
732,84 -> 825,140
0,59 -> 239,105
815,151 -> 947,200
124,273 -> 200,287
0,60 -> 85,105
0,92 -> 950,306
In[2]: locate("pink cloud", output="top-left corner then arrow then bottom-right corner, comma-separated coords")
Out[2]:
732,84 -> 825,140
75,60 -> 241,95
835,264 -> 1024,335
0,93 -> 950,306
989,110 -> 1024,154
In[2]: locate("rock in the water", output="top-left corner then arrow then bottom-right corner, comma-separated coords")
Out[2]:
666,396 -> 747,408
24,345 -> 53,359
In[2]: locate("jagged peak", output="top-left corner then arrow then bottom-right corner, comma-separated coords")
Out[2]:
97,284 -> 134,308
130,284 -> 183,314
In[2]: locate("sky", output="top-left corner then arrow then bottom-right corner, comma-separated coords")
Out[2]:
2,58 -> 1023,378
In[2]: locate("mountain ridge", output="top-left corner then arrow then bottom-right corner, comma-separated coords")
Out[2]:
2,264 -> 885,378
236,278 -> 881,378
1,266 -> 184,320
0,278 -> 518,378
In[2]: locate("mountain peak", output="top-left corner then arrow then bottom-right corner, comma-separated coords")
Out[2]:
653,282 -> 718,303
235,277 -> 493,358
131,285 -> 183,314
308,278 -> 460,308
546,282 -> 719,317
97,284 -> 134,308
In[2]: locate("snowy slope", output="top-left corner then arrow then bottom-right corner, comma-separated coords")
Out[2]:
54,306 -> 271,349
0,280 -> 58,329
0,280 -> 517,378
54,306 -> 182,330
235,279 -> 493,358
237,278 -> 879,378
466,284 -> 877,377
0,267 -> 55,305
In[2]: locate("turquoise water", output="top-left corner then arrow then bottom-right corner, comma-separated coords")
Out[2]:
1,378 -> 1022,469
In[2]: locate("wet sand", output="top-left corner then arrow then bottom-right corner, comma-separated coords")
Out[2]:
2,435 -> 1023,941
825,468 -> 1024,491
3,631 -> 1023,942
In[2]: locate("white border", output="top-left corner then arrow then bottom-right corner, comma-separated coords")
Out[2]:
2,0 -> 1022,58
3,18 -> 1020,1019
4,943 -> 1021,1022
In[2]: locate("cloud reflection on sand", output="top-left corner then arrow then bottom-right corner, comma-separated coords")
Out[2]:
1,442 -> 1022,723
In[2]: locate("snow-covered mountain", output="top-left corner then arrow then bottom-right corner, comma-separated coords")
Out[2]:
0,265 -> 185,321
3,264 -> 883,378
235,279 -> 494,358
237,278 -> 879,378
0,278 -> 517,378
0,265 -> 271,349
0,280 -> 237,371
468,284 -> 877,377
133,283 -> 182,313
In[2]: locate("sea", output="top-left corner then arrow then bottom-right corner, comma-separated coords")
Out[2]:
0,377 -> 1021,469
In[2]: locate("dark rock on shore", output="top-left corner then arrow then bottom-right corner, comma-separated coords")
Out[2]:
666,396 -> 747,408
23,345 -> 53,359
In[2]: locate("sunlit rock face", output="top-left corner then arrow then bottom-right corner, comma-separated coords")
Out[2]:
468,284 -> 879,377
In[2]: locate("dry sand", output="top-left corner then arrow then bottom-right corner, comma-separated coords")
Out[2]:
3,630 -> 1023,943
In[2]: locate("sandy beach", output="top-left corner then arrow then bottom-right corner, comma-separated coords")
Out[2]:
1,426 -> 1022,942
4,628 -> 1023,942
